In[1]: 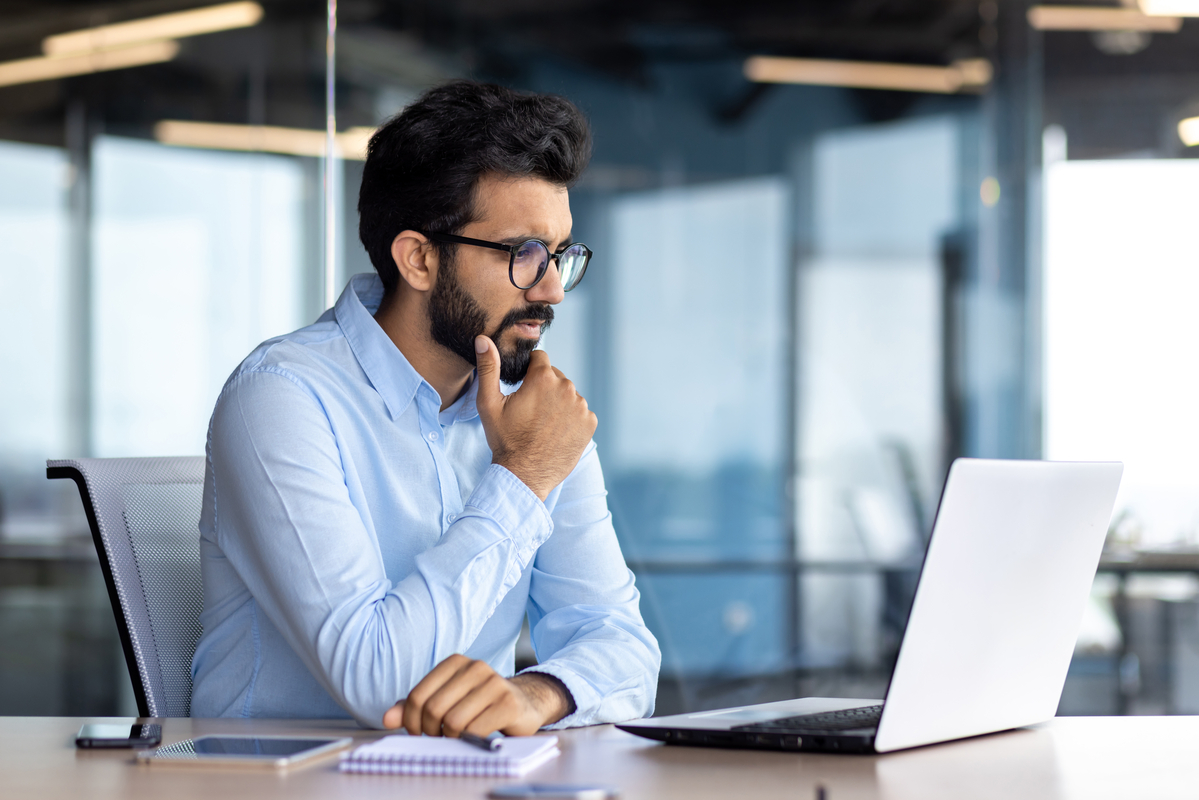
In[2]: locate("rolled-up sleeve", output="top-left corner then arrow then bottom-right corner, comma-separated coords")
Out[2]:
208,368 -> 552,727
521,442 -> 662,726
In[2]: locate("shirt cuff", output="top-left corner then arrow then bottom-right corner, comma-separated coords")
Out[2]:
462,463 -> 554,564
518,662 -> 603,729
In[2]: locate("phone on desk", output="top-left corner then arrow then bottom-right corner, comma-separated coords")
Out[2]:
489,785 -> 619,799
76,722 -> 162,749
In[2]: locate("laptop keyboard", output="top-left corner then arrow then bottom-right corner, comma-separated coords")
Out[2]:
732,704 -> 883,733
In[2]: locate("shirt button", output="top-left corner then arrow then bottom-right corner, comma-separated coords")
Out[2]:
427,431 -> 438,442
446,513 -> 457,524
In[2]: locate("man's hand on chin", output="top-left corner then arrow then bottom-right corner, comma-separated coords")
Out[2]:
473,335 -> 597,501
382,654 -> 575,735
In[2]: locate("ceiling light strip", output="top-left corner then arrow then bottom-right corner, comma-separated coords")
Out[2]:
154,120 -> 374,160
1139,0 -> 1199,17
744,56 -> 992,94
1179,117 -> 1199,147
43,1 -> 263,57
1026,6 -> 1182,31
0,40 -> 179,88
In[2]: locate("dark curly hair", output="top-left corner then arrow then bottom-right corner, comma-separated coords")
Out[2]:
358,81 -> 593,293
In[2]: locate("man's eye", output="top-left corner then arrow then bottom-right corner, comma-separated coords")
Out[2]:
514,241 -> 546,261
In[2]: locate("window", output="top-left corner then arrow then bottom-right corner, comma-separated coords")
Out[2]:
799,115 -> 961,670
91,137 -> 310,457
604,177 -> 791,679
0,140 -> 71,538
1045,159 -> 1199,547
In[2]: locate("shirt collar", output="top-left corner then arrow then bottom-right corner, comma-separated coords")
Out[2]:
334,273 -> 480,423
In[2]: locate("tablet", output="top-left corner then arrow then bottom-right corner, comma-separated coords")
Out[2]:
137,735 -> 353,769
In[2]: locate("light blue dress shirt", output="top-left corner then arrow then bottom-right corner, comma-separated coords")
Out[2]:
190,273 -> 660,728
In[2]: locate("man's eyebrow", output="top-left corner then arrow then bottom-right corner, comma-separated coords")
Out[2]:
497,233 -> 574,248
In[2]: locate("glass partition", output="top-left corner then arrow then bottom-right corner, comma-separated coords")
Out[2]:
0,140 -> 72,539
604,177 -> 791,688
799,115 -> 962,672
91,136 -> 310,457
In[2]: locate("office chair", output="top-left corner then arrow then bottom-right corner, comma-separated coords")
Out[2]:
47,457 -> 205,718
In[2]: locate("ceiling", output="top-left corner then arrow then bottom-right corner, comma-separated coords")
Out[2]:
2,0 -> 1197,158
0,0 -> 988,65
0,0 -> 987,140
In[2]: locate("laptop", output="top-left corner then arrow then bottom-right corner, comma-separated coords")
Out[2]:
617,458 -> 1123,754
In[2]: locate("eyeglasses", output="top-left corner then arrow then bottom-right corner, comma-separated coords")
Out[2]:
422,231 -> 592,292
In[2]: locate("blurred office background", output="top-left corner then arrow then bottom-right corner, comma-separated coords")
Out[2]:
2,0 -> 1199,718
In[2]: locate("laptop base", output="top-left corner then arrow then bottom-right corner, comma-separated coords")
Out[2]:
616,723 -> 877,754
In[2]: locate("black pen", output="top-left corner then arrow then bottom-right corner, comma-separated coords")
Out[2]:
460,731 -> 504,751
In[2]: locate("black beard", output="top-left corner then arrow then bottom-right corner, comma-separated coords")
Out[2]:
427,260 -> 554,384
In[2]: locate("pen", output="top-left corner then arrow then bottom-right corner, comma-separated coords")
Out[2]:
460,731 -> 504,752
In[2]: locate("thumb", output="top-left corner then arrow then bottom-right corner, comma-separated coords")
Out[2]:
474,335 -> 504,416
382,700 -> 405,730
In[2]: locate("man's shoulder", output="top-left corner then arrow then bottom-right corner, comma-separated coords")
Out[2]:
222,316 -> 362,400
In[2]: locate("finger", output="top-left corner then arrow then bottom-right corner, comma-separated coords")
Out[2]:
478,693 -> 540,737
403,654 -> 470,735
413,659 -> 476,736
441,674 -> 510,737
524,349 -> 552,376
420,660 -> 497,737
473,335 -> 504,418
382,700 -> 404,730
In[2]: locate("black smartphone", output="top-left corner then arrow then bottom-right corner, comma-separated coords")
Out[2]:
488,785 -> 619,799
75,722 -> 163,749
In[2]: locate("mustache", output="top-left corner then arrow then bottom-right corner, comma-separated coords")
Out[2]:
492,304 -> 554,337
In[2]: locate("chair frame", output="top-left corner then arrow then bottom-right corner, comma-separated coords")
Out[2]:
48,461 -> 151,715
47,457 -> 205,718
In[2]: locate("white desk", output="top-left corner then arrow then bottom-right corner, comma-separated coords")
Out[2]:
4,715 -> 1199,800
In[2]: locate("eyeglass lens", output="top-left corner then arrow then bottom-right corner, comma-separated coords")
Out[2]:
511,241 -> 590,291
558,243 -> 589,291
511,240 -> 547,289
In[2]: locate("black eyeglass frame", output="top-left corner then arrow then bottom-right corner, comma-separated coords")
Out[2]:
421,230 -> 592,291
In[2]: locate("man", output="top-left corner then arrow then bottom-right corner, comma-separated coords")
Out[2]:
190,81 -> 661,735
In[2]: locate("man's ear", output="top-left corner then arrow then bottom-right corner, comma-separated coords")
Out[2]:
390,230 -> 437,292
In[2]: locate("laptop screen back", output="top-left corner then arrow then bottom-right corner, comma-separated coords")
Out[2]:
874,459 -> 1122,753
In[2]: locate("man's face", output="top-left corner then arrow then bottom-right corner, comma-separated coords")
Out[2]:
427,174 -> 571,383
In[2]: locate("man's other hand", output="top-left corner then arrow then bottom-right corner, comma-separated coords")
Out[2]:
381,654 -> 573,735
474,335 -> 596,501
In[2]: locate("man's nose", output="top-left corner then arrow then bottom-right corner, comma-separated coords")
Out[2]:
526,258 -> 565,305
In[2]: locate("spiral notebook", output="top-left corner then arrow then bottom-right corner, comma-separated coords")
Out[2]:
339,734 -> 560,777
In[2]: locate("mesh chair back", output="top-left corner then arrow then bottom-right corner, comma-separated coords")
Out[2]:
47,457 -> 205,717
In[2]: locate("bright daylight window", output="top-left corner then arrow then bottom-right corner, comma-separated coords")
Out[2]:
1044,159 -> 1199,548
91,137 -> 309,458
